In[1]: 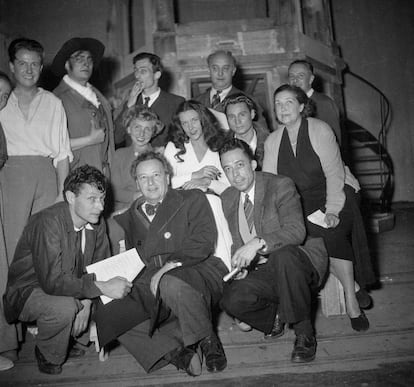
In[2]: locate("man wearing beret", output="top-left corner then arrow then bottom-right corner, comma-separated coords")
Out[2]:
53,37 -> 115,178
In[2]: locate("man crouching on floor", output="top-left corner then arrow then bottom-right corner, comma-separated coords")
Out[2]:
3,165 -> 132,374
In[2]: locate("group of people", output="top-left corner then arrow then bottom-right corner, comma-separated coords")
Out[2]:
0,35 -> 376,377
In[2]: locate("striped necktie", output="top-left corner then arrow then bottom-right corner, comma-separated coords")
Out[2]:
211,90 -> 222,109
244,194 -> 254,232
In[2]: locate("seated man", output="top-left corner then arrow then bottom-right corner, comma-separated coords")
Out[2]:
95,151 -> 228,376
223,93 -> 269,170
3,165 -> 132,374
219,138 -> 327,363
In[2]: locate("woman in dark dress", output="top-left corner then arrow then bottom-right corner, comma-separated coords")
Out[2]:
263,84 -> 375,331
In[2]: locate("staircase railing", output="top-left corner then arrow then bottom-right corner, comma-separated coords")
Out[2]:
344,70 -> 393,212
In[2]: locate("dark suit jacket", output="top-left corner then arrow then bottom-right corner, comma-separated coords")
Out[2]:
195,86 -> 269,132
3,202 -> 109,323
221,172 -> 328,285
310,91 -> 341,145
114,90 -> 185,148
97,188 -> 223,346
54,80 -> 115,174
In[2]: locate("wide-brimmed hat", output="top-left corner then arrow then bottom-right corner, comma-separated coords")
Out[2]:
51,37 -> 105,77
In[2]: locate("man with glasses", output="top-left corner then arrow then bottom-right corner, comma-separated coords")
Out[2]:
53,37 -> 115,177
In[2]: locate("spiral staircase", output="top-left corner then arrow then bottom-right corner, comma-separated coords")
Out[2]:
345,71 -> 395,232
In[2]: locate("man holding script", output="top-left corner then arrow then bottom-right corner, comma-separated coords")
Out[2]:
3,165 -> 132,375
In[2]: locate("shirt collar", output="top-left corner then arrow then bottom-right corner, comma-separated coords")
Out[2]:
242,181 -> 256,204
74,223 -> 93,232
142,88 -> 161,106
63,75 -> 100,108
307,88 -> 314,98
210,85 -> 233,101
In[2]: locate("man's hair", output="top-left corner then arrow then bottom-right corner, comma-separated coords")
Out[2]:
130,151 -> 173,180
122,106 -> 164,133
223,92 -> 256,114
207,50 -> 236,67
8,38 -> 44,64
288,59 -> 314,74
0,71 -> 12,87
219,137 -> 255,162
273,84 -> 314,118
132,52 -> 163,73
63,165 -> 106,200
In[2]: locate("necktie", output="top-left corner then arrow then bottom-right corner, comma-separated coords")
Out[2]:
244,194 -> 254,232
211,90 -> 222,109
143,96 -> 150,107
75,231 -> 84,277
145,202 -> 160,216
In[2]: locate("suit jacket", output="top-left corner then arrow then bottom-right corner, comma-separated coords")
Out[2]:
97,188 -> 222,345
310,91 -> 341,145
196,85 -> 269,132
221,172 -> 328,286
114,90 -> 185,148
54,80 -> 115,176
3,202 -> 110,323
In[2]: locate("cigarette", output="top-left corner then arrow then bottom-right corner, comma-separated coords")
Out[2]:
223,267 -> 240,282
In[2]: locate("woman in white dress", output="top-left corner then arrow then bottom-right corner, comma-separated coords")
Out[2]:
164,100 -> 230,194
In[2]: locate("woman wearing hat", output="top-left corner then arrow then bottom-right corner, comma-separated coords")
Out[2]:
111,106 -> 164,212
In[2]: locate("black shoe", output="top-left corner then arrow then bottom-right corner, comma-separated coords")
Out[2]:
356,289 -> 373,310
68,345 -> 86,359
350,310 -> 370,332
200,333 -> 227,373
35,346 -> 62,375
169,346 -> 202,377
291,334 -> 317,363
264,314 -> 285,339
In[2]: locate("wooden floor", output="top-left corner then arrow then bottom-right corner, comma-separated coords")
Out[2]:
1,205 -> 414,386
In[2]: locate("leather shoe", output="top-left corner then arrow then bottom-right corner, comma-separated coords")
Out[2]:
35,346 -> 62,375
356,289 -> 373,309
350,310 -> 369,332
291,334 -> 317,363
264,314 -> 285,339
68,345 -> 86,359
169,346 -> 201,377
200,333 -> 227,372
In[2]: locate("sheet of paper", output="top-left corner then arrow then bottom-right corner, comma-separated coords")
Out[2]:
208,108 -> 229,130
86,248 -> 145,304
307,209 -> 329,229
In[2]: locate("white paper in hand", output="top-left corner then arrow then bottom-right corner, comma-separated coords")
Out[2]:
307,209 -> 329,229
86,248 -> 145,304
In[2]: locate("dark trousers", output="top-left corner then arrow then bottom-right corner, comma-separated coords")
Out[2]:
220,245 -> 318,334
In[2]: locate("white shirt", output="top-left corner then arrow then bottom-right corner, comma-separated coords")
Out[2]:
236,129 -> 258,154
307,88 -> 315,98
242,182 -> 256,206
63,75 -> 100,108
74,223 -> 94,253
142,88 -> 161,107
209,85 -> 233,104
0,89 -> 73,166
164,141 -> 230,195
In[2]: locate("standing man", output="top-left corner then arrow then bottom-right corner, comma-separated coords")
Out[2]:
288,59 -> 342,146
224,93 -> 269,169
3,165 -> 132,374
0,38 -> 72,260
196,50 -> 269,131
114,52 -> 184,148
52,37 -> 115,177
96,151 -> 228,376
219,138 -> 327,363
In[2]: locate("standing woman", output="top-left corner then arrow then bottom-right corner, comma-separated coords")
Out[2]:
0,72 -> 17,371
164,100 -> 230,194
263,84 -> 375,331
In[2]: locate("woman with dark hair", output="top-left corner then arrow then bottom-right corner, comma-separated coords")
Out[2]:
164,100 -> 230,194
263,84 -> 375,332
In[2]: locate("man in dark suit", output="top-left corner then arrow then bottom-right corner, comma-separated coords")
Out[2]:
219,139 -> 327,363
114,52 -> 185,148
224,93 -> 269,170
95,151 -> 228,376
3,165 -> 132,374
288,59 -> 342,146
195,50 -> 269,131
